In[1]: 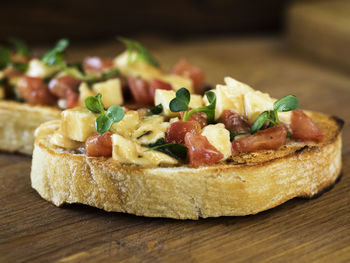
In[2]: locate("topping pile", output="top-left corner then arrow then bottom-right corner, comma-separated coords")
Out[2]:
0,38 -> 205,109
50,76 -> 324,168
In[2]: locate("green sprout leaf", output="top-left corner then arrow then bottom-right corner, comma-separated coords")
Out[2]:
118,37 -> 159,67
101,68 -> 120,80
9,38 -> 31,57
107,105 -> 125,123
85,93 -> 105,113
250,111 -> 270,134
41,38 -> 69,66
85,93 -> 125,134
169,87 -> 190,112
0,46 -> 11,70
274,95 -> 299,112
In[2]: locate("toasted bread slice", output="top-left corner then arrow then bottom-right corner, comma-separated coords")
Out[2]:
30,111 -> 343,219
0,101 -> 61,155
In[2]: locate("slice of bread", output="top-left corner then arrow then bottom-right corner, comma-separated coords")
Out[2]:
30,111 -> 343,219
0,101 -> 61,155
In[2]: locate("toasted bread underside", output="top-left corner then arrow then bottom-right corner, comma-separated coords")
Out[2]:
31,111 -> 343,219
0,101 -> 61,155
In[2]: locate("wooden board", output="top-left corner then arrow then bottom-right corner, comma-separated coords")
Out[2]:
1,37 -> 350,262
287,0 -> 350,73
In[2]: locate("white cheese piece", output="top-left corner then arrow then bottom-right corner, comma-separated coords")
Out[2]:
278,111 -> 292,126
50,131 -> 83,150
26,59 -> 59,78
201,123 -> 231,160
224,76 -> 254,94
111,110 -> 140,138
60,107 -> 97,142
244,90 -> 274,123
155,90 -> 204,117
112,134 -> 178,166
92,79 -> 123,107
114,51 -> 162,80
158,74 -> 193,93
132,115 -> 169,145
78,82 -> 96,107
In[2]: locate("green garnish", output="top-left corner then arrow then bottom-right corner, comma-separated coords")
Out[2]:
250,95 -> 299,134
85,93 -> 125,134
150,104 -> 163,115
147,138 -> 188,160
41,38 -> 69,66
118,37 -> 159,67
9,38 -> 31,57
101,68 -> 120,80
0,46 -> 11,70
169,87 -> 216,123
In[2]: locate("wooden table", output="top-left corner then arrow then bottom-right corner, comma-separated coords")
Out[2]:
1,37 -> 349,262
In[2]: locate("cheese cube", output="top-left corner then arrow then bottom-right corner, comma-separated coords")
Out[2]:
224,77 -> 254,94
201,123 -> 231,160
78,82 -> 96,107
112,134 -> 178,166
92,79 -> 123,107
50,131 -> 83,150
60,107 -> 97,142
111,110 -> 140,138
26,59 -> 59,78
114,51 -> 162,80
244,91 -> 274,123
132,115 -> 169,145
159,74 -> 193,93
155,90 -> 204,117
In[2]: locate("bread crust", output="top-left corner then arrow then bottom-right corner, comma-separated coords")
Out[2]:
31,111 -> 343,219
0,101 -> 61,154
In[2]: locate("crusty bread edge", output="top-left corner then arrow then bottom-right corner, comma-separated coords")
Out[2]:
31,112 -> 343,219
0,100 -> 61,154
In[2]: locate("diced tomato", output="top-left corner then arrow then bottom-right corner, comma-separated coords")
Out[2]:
65,89 -> 80,109
290,110 -> 324,141
85,132 -> 113,157
180,111 -> 208,128
48,75 -> 81,98
166,121 -> 201,144
17,76 -> 57,105
148,78 -> 172,98
232,125 -> 287,155
127,77 -> 153,105
184,133 -> 224,168
171,59 -> 205,93
219,110 -> 251,133
83,56 -> 114,73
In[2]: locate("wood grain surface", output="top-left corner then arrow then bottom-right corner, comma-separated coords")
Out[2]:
1,37 -> 350,263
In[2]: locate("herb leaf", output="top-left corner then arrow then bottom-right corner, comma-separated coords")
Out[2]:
188,90 -> 216,123
101,68 -> 120,80
95,114 -> 113,134
118,37 -> 159,67
250,111 -> 270,134
9,38 -> 31,57
41,39 -> 69,66
169,88 -> 190,112
85,93 -> 105,113
274,95 -> 299,112
107,105 -> 125,123
150,104 -> 163,114
0,46 -> 11,70
85,93 -> 125,134
147,139 -> 188,160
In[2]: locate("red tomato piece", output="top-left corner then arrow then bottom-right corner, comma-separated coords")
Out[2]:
184,132 -> 224,168
232,125 -> 287,155
17,76 -> 57,105
127,77 -> 153,105
219,110 -> 251,133
290,110 -> 324,141
83,56 -> 114,73
48,75 -> 81,98
11,53 -> 30,63
166,121 -> 201,144
65,89 -> 80,109
180,111 -> 208,128
148,78 -> 172,99
85,132 -> 113,157
171,59 -> 205,93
